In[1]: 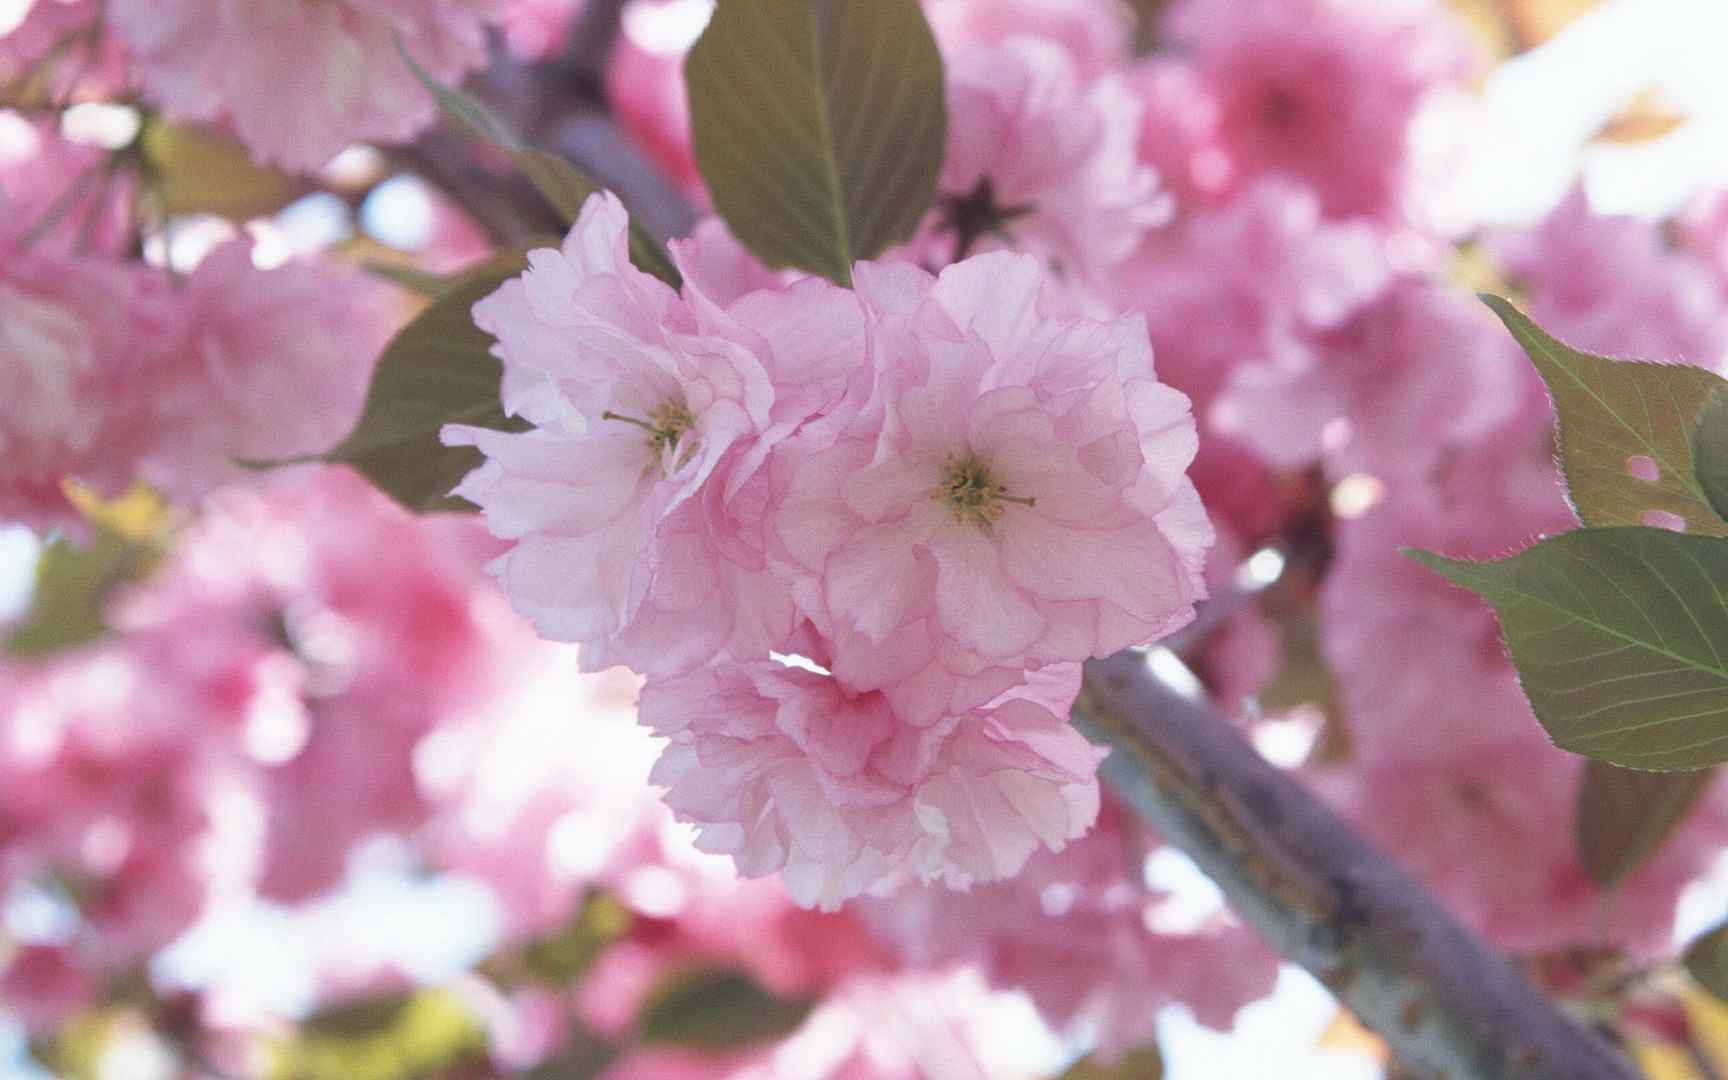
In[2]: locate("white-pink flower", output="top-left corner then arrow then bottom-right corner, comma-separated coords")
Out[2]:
447,193 -> 865,676
1213,279 -> 1526,477
639,658 -> 1102,910
924,0 -> 1130,77
1490,187 -> 1728,368
105,0 -> 498,172
1315,734 -> 1728,954
775,254 -> 1211,673
1318,420 -> 1576,768
142,240 -> 398,501
862,795 -> 1277,1054
0,252 -> 167,526
928,37 -> 1168,276
1108,179 -> 1391,409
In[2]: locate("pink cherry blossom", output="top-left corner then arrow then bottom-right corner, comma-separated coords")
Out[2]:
448,192 -> 865,676
0,113 -> 134,257
0,0 -> 96,71
1163,0 -> 1476,222
1128,58 -> 1232,209
499,0 -> 583,60
862,796 -> 1277,1055
0,251 -> 168,526
121,469 -> 508,900
105,0 -> 499,172
666,218 -> 799,308
925,0 -> 1130,77
608,32 -> 705,201
139,240 -> 398,501
0,944 -> 98,1035
775,253 -> 1211,671
1302,403 -> 1728,951
1213,279 -> 1527,477
1490,187 -> 1728,367
599,969 -> 1055,1080
1189,526 -> 1282,715
924,37 -> 1168,277
773,969 -> 1055,1080
419,659 -> 670,938
1320,419 -> 1574,768
1316,735 -> 1728,954
1110,179 -> 1391,410
638,658 -> 1103,910
0,0 -> 123,100
0,653 -> 220,956
573,874 -> 887,1044
1679,185 -> 1728,287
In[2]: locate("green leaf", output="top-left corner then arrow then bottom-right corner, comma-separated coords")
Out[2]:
398,43 -> 681,287
140,118 -> 303,221
481,892 -> 633,987
523,1026 -> 616,1080
271,989 -> 485,1080
299,996 -> 417,1041
1408,527 -> 1728,770
637,968 -> 814,1049
685,0 -> 947,285
308,254 -> 531,513
1689,922 -> 1728,1002
523,892 -> 631,983
1256,611 -> 1338,717
1575,760 -> 1716,888
28,1009 -> 117,1080
1480,294 -> 1728,535
6,524 -> 161,657
1056,1045 -> 1164,1080
1693,385 -> 1728,526
361,259 -> 453,297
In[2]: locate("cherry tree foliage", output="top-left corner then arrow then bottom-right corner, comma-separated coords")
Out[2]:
2,0 -> 1727,1076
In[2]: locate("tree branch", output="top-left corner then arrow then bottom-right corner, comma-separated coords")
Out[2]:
537,113 -> 698,242
558,0 -> 631,89
399,8 -> 698,248
387,133 -> 560,246
1075,649 -> 1640,1080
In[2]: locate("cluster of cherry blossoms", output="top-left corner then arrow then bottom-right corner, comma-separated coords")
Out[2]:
0,111 -> 398,526
0,469 -> 514,1027
450,191 -> 1211,908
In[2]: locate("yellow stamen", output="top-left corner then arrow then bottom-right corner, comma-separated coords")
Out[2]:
934,453 -> 1036,526
603,401 -> 695,458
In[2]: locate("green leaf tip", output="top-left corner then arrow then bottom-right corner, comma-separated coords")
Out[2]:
636,967 -> 815,1050
1692,385 -> 1728,527
1480,294 -> 1728,535
1575,760 -> 1715,890
1689,921 -> 1728,1003
307,253 -> 531,513
686,0 -> 947,286
1408,526 -> 1728,771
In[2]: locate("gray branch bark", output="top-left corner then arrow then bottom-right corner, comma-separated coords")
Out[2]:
397,5 -> 696,248
1075,649 -> 1640,1080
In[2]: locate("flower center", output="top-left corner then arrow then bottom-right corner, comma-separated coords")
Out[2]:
602,401 -> 699,478
603,401 -> 694,455
934,453 -> 1035,526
